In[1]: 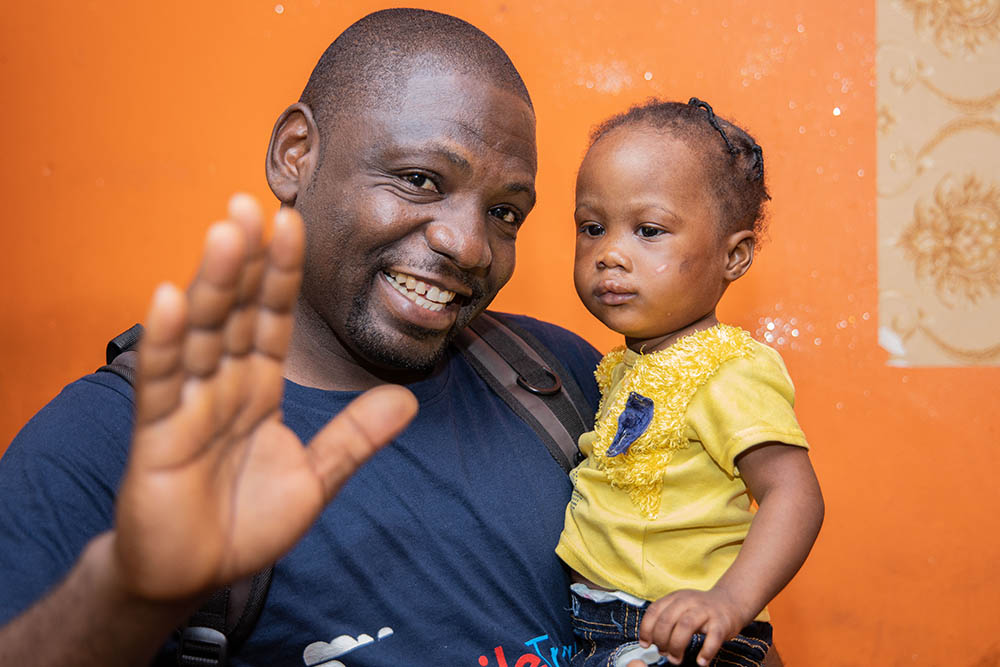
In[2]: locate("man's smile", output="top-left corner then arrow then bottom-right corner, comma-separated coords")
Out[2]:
382,270 -> 458,312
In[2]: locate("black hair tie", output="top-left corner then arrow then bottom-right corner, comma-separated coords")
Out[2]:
687,97 -> 738,156
750,143 -> 764,181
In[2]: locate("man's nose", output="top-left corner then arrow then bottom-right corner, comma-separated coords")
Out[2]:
425,200 -> 493,271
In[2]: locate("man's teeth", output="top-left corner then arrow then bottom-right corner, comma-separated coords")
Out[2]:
385,271 -> 456,312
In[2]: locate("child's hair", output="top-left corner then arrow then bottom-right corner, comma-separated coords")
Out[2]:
589,98 -> 770,242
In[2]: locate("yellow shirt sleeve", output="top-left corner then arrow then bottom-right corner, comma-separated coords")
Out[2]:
685,340 -> 809,477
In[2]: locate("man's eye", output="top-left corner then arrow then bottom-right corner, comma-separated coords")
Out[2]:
580,223 -> 604,237
489,206 -> 521,225
402,173 -> 438,192
638,225 -> 664,238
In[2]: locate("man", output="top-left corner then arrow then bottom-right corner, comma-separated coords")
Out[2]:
0,9 -> 604,665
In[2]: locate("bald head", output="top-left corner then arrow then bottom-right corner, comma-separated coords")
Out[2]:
300,9 -> 532,130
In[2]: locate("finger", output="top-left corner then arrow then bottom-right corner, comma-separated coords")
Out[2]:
638,595 -> 675,647
132,283 -> 225,470
307,385 -> 418,501
696,621 -> 726,667
224,194 -> 267,357
183,223 -> 248,377
254,207 -> 304,361
227,193 -> 265,258
135,282 -> 187,425
663,608 -> 707,665
229,208 -> 305,434
210,195 -> 269,432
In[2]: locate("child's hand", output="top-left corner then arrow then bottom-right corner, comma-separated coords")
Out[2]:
637,588 -> 747,666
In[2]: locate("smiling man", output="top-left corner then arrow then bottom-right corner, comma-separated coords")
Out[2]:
0,9 -> 604,666
274,66 -> 539,386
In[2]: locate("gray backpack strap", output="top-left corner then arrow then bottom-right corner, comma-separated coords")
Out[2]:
456,311 -> 592,472
97,324 -> 271,667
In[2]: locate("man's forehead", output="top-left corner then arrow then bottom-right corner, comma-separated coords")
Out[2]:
357,79 -> 537,169
398,72 -> 533,125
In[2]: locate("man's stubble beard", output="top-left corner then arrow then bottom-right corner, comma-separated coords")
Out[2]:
342,282 -> 483,374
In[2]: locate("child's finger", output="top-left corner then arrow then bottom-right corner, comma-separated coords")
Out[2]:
695,623 -> 726,667
660,607 -> 708,664
637,595 -> 675,647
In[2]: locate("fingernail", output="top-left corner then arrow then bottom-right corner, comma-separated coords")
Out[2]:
697,658 -> 709,666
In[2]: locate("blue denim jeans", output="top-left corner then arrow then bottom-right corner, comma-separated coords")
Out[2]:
568,588 -> 772,667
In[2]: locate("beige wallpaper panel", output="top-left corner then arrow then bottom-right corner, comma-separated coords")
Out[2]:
878,0 -> 1000,365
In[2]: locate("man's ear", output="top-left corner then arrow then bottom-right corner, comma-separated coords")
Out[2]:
266,103 -> 319,206
723,229 -> 755,282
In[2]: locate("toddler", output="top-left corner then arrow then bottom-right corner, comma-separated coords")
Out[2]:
557,99 -> 824,667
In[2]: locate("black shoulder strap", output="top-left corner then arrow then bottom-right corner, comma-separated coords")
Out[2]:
96,324 -> 272,667
97,323 -> 144,385
455,311 -> 593,472
175,568 -> 274,667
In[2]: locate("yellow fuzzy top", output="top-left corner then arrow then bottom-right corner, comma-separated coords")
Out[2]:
590,323 -> 755,518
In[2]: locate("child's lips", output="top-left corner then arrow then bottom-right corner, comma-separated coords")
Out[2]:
594,281 -> 636,305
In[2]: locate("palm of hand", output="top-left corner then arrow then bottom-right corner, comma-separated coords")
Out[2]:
111,196 -> 416,601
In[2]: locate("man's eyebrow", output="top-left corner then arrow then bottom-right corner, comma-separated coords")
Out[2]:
503,182 -> 536,209
434,148 -> 471,170
430,147 -> 535,201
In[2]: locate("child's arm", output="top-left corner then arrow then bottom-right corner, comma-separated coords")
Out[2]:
634,442 -> 823,666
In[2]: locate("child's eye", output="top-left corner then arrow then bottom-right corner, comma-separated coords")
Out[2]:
579,222 -> 604,237
402,173 -> 439,192
637,225 -> 665,238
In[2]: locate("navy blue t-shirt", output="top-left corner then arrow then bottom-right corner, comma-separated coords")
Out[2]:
0,314 -> 601,666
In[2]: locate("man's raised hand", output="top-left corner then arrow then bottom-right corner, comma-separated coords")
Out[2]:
112,195 -> 417,601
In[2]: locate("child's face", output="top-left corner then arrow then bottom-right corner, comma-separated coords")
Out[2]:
574,125 -> 737,352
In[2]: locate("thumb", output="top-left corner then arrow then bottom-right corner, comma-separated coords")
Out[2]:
306,385 -> 418,500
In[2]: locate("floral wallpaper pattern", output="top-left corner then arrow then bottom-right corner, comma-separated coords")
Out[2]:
878,0 -> 1000,365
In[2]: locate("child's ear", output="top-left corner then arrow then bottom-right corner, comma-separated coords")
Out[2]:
723,230 -> 755,282
266,102 -> 320,206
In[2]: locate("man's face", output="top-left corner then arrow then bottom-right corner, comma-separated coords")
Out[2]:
294,72 -> 537,374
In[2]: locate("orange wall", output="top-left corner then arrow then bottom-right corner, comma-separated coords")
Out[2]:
2,2 -> 997,664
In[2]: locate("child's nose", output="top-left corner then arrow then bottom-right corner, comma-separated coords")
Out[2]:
597,243 -> 630,271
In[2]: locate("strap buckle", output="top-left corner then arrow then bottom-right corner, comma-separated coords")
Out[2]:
515,368 -> 562,395
177,626 -> 228,666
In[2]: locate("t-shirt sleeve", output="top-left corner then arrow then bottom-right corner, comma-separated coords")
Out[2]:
0,373 -> 134,625
684,343 -> 809,476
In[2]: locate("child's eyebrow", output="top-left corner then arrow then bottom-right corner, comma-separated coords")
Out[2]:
636,204 -> 681,221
